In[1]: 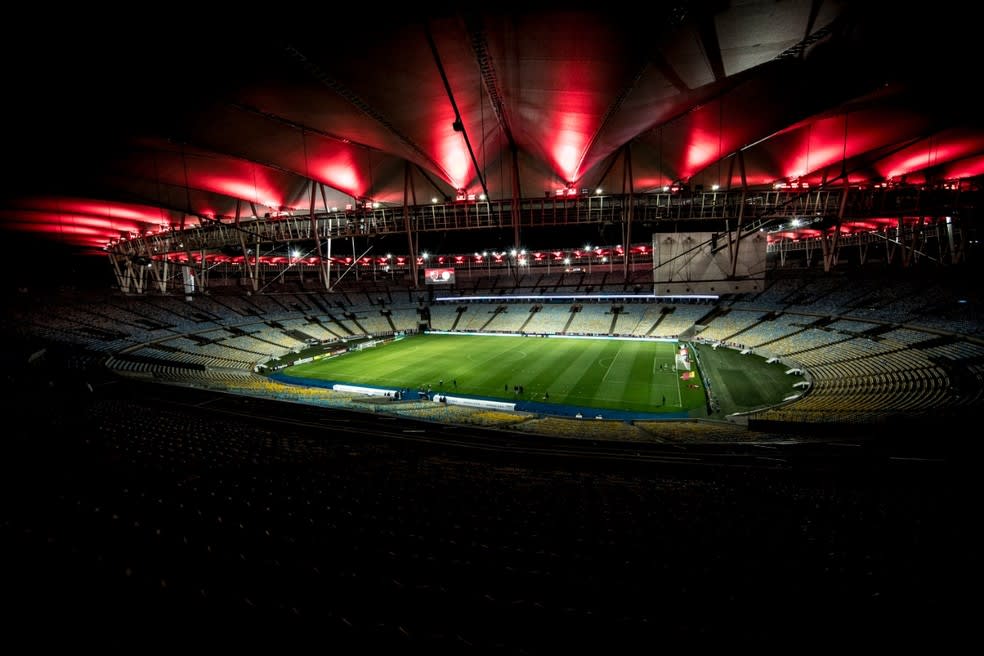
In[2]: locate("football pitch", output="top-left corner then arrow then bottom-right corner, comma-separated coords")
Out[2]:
281,333 -> 709,415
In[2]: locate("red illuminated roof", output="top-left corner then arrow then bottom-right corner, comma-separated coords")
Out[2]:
2,2 -> 983,252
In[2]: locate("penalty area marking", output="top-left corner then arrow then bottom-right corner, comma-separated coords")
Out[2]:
601,348 -> 622,383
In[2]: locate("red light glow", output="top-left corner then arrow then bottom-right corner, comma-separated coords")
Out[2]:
434,132 -> 472,190
878,130 -> 984,179
551,118 -> 591,182
941,153 -> 984,180
312,152 -> 364,197
200,176 -> 284,209
0,197 -> 185,249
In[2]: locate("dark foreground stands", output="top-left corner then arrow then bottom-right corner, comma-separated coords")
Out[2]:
0,348 -> 974,650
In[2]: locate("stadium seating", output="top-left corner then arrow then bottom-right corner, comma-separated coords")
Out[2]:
2,265 -> 983,441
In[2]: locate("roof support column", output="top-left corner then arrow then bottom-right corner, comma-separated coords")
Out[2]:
319,184 -> 333,289
821,185 -> 848,272
239,201 -> 260,293
159,257 -> 170,294
901,214 -> 914,267
109,252 -> 129,293
404,162 -> 419,288
621,143 -> 634,281
886,221 -> 898,265
177,213 -> 201,293
728,150 -> 749,277
728,189 -> 746,277
198,246 -> 207,291
308,181 -> 328,290
512,145 -> 521,249
147,251 -> 168,294
949,184 -> 964,265
946,215 -> 962,265
910,216 -> 927,266
137,259 -> 148,293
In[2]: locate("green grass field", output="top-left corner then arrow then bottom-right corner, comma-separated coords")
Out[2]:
282,333 -> 715,415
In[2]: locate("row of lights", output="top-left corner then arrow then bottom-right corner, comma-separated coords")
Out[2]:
110,178 -> 956,251
166,245 -> 652,265
773,179 -> 810,190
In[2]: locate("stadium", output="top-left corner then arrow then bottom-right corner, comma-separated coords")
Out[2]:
1,2 -> 979,649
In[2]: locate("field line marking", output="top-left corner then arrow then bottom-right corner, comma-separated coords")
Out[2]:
601,346 -> 621,383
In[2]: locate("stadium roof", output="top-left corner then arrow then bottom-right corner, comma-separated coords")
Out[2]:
2,1 -> 982,256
